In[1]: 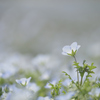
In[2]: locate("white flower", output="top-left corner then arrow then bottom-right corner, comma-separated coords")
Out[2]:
16,77 -> 31,86
1,92 -> 11,100
37,96 -> 54,100
31,55 -> 50,66
40,71 -> 50,80
10,88 -> 34,100
89,88 -> 100,97
26,83 -> 40,92
55,92 -> 75,100
62,79 -> 71,86
62,42 -> 80,56
0,63 -> 18,79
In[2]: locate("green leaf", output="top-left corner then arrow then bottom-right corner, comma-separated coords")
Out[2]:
62,91 -> 66,94
62,71 -> 68,75
83,60 -> 86,65
88,75 -> 92,77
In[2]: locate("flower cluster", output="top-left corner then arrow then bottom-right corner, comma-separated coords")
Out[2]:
0,42 -> 99,100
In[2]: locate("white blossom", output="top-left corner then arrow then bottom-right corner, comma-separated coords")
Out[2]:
62,79 -> 71,86
16,77 -> 31,86
40,71 -> 50,80
26,83 -> 40,92
55,92 -> 75,100
62,42 -> 80,56
37,96 -> 54,100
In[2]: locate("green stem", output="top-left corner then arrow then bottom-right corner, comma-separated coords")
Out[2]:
80,76 -> 83,86
73,55 -> 79,87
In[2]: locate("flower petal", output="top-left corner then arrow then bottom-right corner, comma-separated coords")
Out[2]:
16,80 -> 20,84
77,45 -> 81,50
20,78 -> 26,85
71,42 -> 77,52
62,46 -> 71,54
16,77 -> 31,86
62,52 -> 68,55
27,77 -> 31,85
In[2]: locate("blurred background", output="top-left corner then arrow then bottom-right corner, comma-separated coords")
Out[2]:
0,0 -> 100,74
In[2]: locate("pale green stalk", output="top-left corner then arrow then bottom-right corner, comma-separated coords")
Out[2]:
73,55 -> 79,87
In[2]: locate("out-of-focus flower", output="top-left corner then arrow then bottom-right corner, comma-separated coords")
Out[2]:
62,42 -> 80,56
55,92 -> 75,100
31,55 -> 50,67
89,88 -> 100,97
16,77 -> 31,86
0,72 -> 3,77
62,79 -> 71,86
31,55 -> 51,73
31,54 -> 60,70
0,63 -> 18,79
1,92 -> 11,100
9,84 -> 19,92
95,88 -> 100,96
37,96 -> 54,100
26,83 -> 40,92
10,88 -> 34,100
45,80 -> 57,89
40,71 -> 50,80
4,85 -> 9,93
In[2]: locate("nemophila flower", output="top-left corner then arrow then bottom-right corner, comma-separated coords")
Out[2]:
55,92 -> 75,100
1,92 -> 11,100
16,77 -> 31,86
10,88 -> 34,100
40,71 -> 50,80
62,79 -> 71,86
0,63 -> 18,79
37,96 -> 54,100
26,83 -> 40,92
89,88 -> 100,97
62,42 -> 80,56
31,55 -> 50,67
